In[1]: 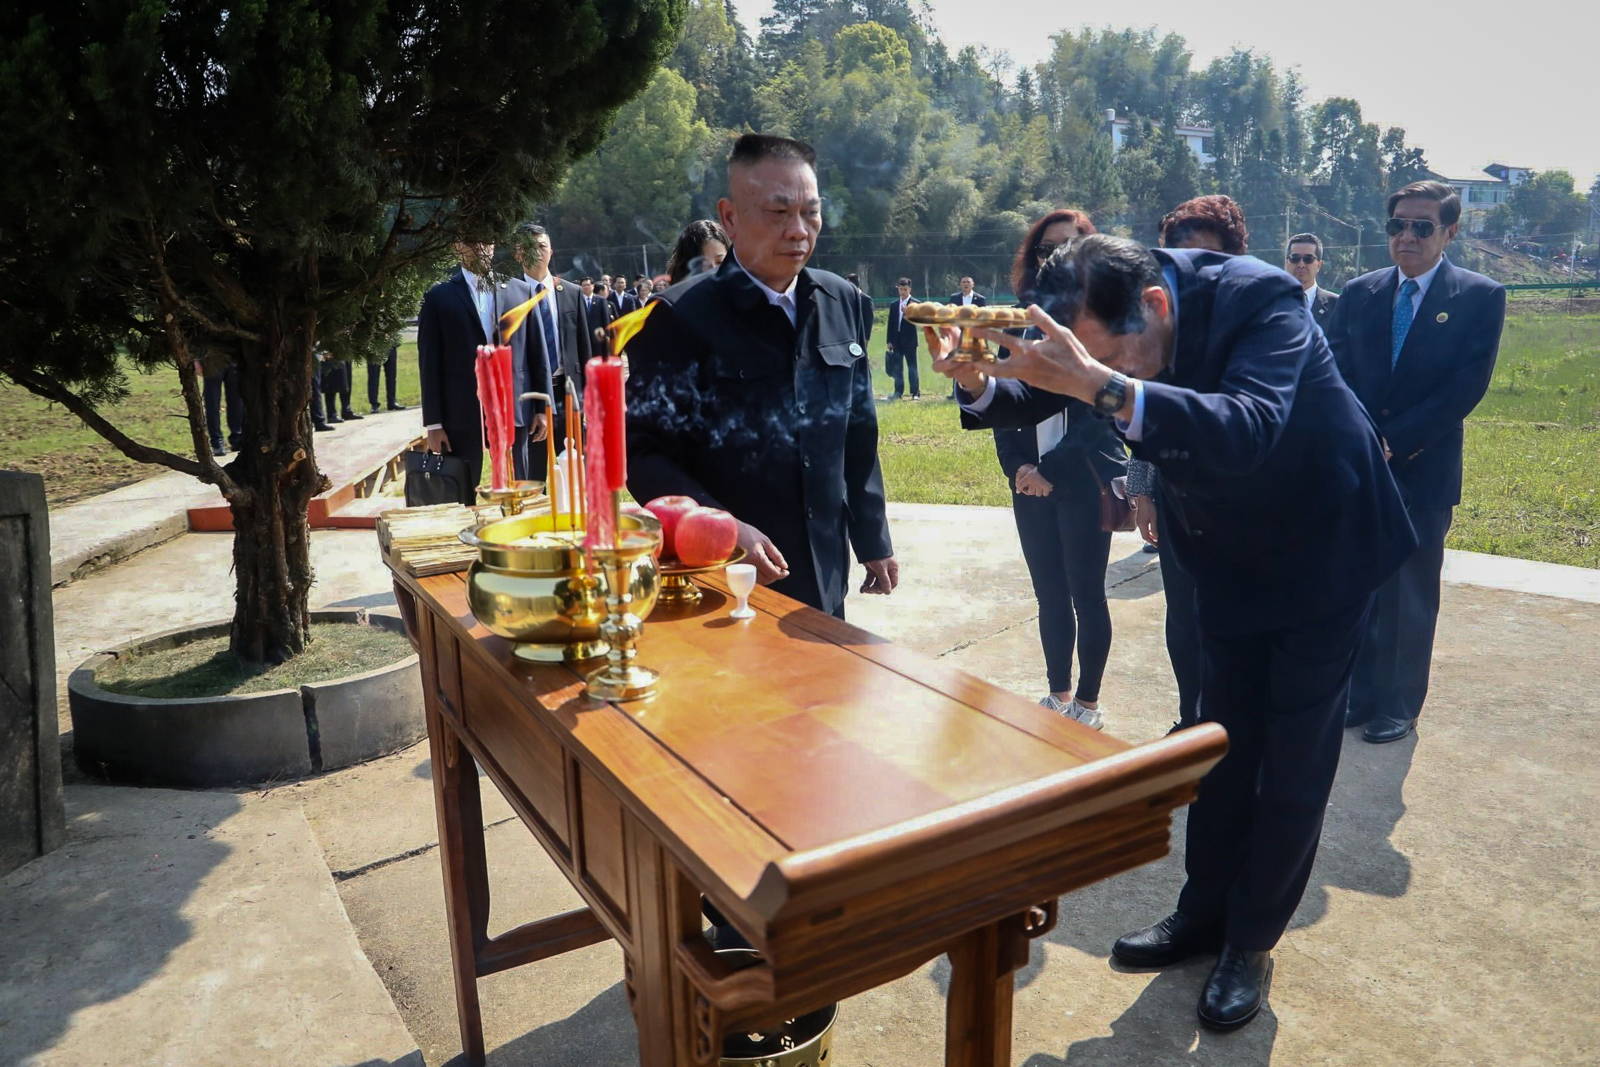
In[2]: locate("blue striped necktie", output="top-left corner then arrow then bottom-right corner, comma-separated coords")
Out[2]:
1391,277 -> 1419,367
535,282 -> 560,373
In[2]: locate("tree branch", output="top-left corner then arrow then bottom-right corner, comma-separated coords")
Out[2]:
3,365 -> 220,484
144,220 -> 262,343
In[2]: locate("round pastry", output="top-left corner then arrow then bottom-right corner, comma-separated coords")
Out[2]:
954,304 -> 978,321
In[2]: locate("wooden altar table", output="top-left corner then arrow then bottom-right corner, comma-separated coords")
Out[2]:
388,559 -> 1226,1066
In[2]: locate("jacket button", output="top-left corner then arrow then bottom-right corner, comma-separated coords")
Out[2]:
802,456 -> 812,469
1380,408 -> 1390,416
1193,529 -> 1204,537
1179,450 -> 1190,460
806,507 -> 815,519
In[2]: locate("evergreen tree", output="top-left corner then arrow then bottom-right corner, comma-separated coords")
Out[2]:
0,0 -> 684,666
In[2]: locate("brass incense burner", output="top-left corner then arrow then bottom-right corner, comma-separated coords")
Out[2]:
902,301 -> 1030,363
460,511 -> 660,663
476,479 -> 546,516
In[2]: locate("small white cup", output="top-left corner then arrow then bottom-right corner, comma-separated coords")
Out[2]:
725,563 -> 757,620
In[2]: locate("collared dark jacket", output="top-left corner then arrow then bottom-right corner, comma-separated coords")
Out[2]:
417,270 -> 542,480
1322,258 -> 1504,508
964,248 -> 1416,637
523,276 -> 592,412
1309,286 -> 1338,329
625,255 -> 891,617
885,298 -> 917,356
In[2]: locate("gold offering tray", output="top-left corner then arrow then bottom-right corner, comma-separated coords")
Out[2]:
901,302 -> 1030,363
657,546 -> 748,606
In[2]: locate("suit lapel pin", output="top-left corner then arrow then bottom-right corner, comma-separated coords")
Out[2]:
1435,311 -> 1448,324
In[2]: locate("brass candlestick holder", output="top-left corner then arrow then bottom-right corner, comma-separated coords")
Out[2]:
902,302 -> 1030,363
477,479 -> 546,516
586,508 -> 664,702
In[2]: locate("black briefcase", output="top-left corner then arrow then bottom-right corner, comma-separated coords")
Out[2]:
403,449 -> 472,507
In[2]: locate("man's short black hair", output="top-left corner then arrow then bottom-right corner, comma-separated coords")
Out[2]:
514,222 -> 548,240
896,277 -> 912,287
846,272 -> 859,284
729,132 -> 817,171
1035,234 -> 1165,336
579,275 -> 593,284
1386,180 -> 1461,227
1285,233 -> 1324,259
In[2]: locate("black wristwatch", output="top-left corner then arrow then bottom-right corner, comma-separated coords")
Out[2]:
1093,372 -> 1130,416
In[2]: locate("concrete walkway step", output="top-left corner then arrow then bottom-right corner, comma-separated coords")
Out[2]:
47,410 -> 422,585
0,784 -> 422,1067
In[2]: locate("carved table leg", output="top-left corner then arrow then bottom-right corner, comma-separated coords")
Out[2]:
625,816 -> 705,1066
427,698 -> 492,1064
944,921 -> 1017,1067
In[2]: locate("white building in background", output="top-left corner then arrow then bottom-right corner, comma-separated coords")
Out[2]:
1104,109 -> 1216,168
1433,163 -> 1533,232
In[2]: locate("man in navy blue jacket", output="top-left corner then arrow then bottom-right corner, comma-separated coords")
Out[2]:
1323,180 -> 1506,744
884,277 -> 920,399
942,235 -> 1416,1031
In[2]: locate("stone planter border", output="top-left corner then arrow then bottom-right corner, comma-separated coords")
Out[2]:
68,609 -> 423,788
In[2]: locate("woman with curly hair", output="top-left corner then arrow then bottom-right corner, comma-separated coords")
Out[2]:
992,208 -> 1128,730
664,218 -> 730,285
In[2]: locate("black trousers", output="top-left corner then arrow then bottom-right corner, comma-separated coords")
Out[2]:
321,360 -> 354,416
885,346 -> 919,397
1348,505 -> 1453,724
203,365 -> 243,449
1176,594 -> 1372,950
367,347 -> 398,410
309,360 -> 327,427
1155,496 -> 1204,727
1010,485 -> 1113,701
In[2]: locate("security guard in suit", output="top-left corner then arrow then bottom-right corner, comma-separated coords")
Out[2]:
1284,232 -> 1338,332
625,134 -> 897,618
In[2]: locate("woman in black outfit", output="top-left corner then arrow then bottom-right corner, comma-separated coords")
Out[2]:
993,208 -> 1126,730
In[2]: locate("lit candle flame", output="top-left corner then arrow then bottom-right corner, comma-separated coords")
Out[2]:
498,284 -> 551,343
605,300 -> 657,357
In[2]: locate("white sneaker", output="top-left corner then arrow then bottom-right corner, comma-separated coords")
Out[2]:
1039,694 -> 1071,715
1070,700 -> 1105,731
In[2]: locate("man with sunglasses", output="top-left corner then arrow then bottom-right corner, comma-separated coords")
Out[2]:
1284,233 -> 1337,330
1323,180 -> 1506,744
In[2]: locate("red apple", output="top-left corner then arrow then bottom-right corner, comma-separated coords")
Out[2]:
675,506 -> 739,567
620,504 -> 663,560
643,495 -> 698,560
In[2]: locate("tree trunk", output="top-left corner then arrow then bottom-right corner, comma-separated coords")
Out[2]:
226,298 -> 326,666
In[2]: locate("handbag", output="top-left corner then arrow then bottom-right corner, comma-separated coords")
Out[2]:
403,449 -> 472,507
1085,458 -> 1135,533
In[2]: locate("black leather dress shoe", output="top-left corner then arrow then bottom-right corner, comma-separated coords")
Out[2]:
387,403 -> 408,411
1198,945 -> 1270,1030
1344,704 -> 1374,728
1362,715 -> 1416,743
1112,912 -> 1222,968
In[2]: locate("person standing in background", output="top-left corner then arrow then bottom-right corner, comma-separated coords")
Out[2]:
948,275 -> 987,307
367,345 -> 404,413
1324,180 -> 1506,744
884,277 -> 920,400
992,208 -> 1123,730
1285,233 -> 1337,332
512,223 -> 591,482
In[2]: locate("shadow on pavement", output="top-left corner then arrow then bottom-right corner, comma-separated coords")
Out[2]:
0,785 -> 238,1064
440,982 -> 637,1067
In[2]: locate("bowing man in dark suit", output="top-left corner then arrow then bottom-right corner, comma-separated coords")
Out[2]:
947,275 -> 988,307
1323,181 -> 1505,743
626,133 -> 896,618
884,278 -> 920,399
943,235 -> 1416,1031
417,241 -> 542,499
1284,233 -> 1337,330
512,224 -> 592,480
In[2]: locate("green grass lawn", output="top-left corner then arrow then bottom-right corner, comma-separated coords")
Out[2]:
4,309 -> 1597,567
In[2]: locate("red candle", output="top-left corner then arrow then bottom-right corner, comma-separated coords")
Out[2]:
585,357 -> 626,492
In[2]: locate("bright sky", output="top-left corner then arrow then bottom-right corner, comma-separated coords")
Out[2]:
736,0 -> 1600,189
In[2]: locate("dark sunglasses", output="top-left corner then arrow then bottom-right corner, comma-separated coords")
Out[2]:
1386,218 -> 1439,239
1034,243 -> 1060,260
1286,254 -> 1320,265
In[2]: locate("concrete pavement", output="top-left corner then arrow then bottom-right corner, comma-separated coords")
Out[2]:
11,502 -> 1600,1065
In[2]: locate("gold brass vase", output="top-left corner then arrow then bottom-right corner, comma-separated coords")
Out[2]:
585,516 -> 666,702
460,512 -> 660,663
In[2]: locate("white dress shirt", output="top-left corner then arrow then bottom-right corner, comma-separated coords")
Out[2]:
956,291 -> 976,306
738,258 -> 799,326
1394,256 -> 1445,315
